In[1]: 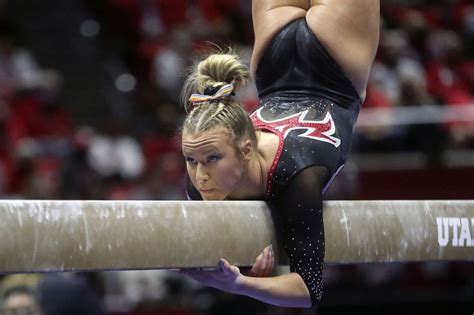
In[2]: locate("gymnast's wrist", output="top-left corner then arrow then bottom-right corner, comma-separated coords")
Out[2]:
234,274 -> 261,297
231,274 -> 249,295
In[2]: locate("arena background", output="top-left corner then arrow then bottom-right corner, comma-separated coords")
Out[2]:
0,0 -> 473,314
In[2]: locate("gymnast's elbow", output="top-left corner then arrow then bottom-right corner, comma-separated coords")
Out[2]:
308,293 -> 322,308
296,275 -> 323,308
292,274 -> 322,308
301,291 -> 321,309
290,293 -> 318,309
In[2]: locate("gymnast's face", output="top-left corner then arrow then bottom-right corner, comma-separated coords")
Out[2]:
182,127 -> 246,200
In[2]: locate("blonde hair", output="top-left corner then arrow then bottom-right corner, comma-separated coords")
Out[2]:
181,50 -> 257,152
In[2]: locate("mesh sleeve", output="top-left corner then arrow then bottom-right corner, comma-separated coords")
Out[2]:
269,165 -> 329,305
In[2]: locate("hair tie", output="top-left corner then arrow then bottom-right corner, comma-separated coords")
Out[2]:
189,83 -> 235,106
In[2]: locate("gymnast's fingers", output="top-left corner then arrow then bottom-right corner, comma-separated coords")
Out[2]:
260,245 -> 274,276
258,246 -> 270,277
248,252 -> 264,277
261,245 -> 274,277
248,245 -> 274,277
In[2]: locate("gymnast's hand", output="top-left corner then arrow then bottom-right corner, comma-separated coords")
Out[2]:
179,259 -> 244,294
245,245 -> 274,277
178,245 -> 274,294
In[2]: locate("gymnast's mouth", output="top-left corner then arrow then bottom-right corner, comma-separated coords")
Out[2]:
199,188 -> 215,193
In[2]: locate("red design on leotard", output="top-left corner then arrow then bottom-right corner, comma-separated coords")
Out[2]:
250,108 -> 341,198
251,108 -> 340,148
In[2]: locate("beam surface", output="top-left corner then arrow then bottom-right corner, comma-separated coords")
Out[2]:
324,200 -> 474,263
0,200 -> 473,273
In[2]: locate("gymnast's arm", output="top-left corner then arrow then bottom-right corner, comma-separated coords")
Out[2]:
185,167 -> 327,307
239,165 -> 329,307
219,166 -> 328,308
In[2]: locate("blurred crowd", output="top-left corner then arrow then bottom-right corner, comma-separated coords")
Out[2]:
360,0 -> 474,159
0,0 -> 473,314
1,0 -> 474,199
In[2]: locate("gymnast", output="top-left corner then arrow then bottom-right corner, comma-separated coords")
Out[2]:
180,0 -> 380,308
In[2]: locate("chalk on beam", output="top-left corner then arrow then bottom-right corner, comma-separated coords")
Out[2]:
0,200 -> 277,273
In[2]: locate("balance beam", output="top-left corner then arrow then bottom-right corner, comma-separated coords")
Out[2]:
0,200 -> 472,273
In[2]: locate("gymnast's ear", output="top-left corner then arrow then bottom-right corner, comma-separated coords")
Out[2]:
240,139 -> 253,162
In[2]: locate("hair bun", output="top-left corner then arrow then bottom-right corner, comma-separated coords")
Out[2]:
181,50 -> 249,110
196,53 -> 249,93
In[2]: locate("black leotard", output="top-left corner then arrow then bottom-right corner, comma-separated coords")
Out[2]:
187,19 -> 361,306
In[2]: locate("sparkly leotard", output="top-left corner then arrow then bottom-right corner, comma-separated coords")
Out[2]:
187,19 -> 361,306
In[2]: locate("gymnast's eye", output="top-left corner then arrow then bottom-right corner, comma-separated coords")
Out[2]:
186,157 -> 197,166
207,154 -> 221,163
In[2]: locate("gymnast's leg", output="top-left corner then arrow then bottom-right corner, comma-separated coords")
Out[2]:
250,0 -> 309,74
306,0 -> 380,98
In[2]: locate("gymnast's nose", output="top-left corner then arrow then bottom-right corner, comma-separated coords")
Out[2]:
196,164 -> 210,183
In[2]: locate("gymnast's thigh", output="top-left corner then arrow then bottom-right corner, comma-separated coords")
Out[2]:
306,0 -> 380,97
250,1 -> 308,74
